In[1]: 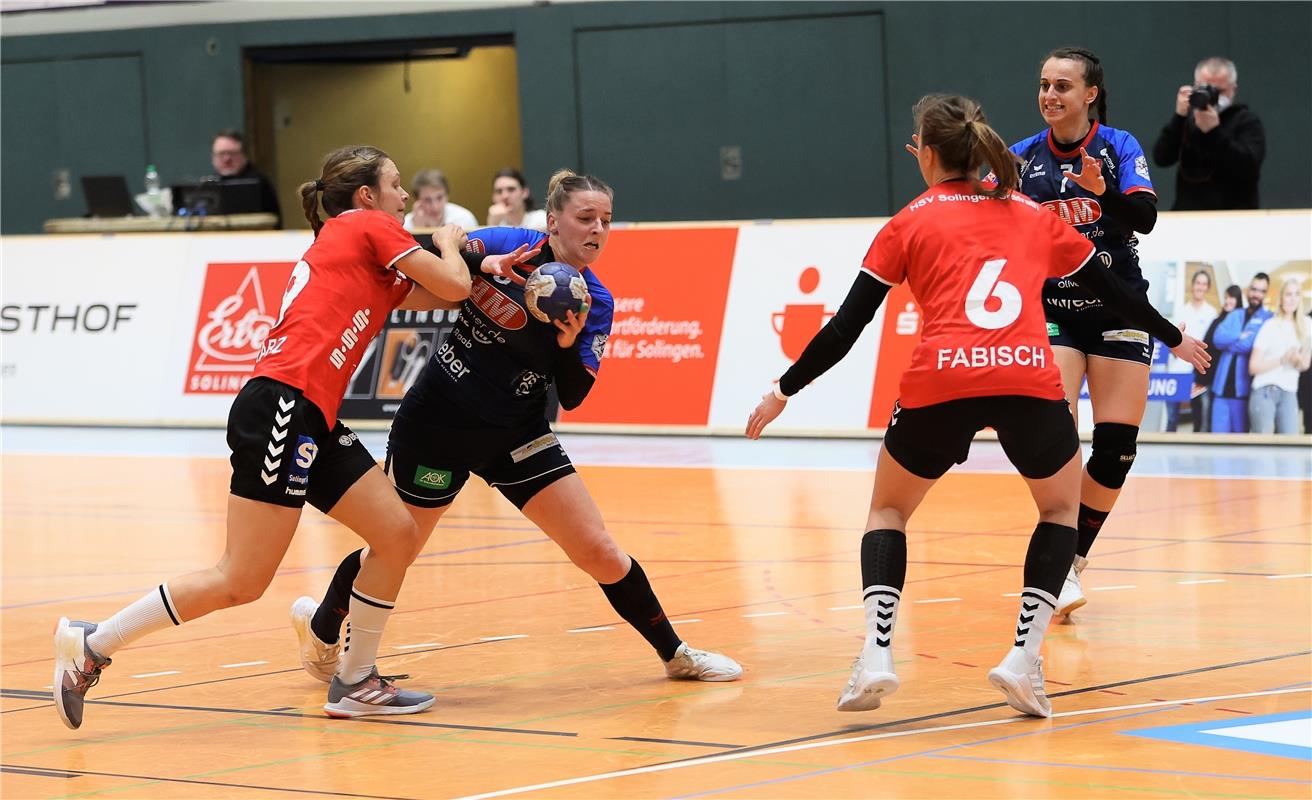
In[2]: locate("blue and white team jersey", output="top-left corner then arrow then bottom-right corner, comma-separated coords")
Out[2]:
410,227 -> 613,426
1011,122 -> 1156,318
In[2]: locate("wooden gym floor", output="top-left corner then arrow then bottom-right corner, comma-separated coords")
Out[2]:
1,429 -> 1309,799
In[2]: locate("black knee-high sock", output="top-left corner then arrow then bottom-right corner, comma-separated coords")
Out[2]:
1076,504 -> 1110,558
1015,522 -> 1077,655
599,558 -> 681,661
860,529 -> 906,649
1025,522 -> 1078,599
311,548 -> 363,644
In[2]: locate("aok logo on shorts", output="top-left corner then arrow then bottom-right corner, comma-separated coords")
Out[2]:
413,465 -> 452,490
469,277 -> 527,330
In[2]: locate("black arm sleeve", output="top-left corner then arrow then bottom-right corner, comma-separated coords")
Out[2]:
552,344 -> 596,410
1097,185 -> 1158,233
1069,262 -> 1182,347
778,271 -> 891,396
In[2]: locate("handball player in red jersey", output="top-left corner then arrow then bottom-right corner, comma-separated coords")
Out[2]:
747,95 -> 1208,717
53,145 -> 534,728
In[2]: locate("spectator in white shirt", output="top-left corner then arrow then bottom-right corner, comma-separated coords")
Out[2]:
1249,277 -> 1312,433
403,169 -> 480,232
486,167 -> 547,231
1166,269 -> 1220,431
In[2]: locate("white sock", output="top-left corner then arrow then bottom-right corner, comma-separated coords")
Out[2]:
86,584 -> 181,657
336,586 -> 394,684
862,585 -> 901,655
1013,587 -> 1057,661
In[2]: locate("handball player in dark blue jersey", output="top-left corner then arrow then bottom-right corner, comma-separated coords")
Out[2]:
1010,47 -> 1178,616
293,169 -> 742,686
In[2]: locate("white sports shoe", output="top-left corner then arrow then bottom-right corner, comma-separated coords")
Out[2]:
988,648 -> 1052,718
664,643 -> 743,681
291,596 -> 340,683
1056,555 -> 1088,617
836,645 -> 898,712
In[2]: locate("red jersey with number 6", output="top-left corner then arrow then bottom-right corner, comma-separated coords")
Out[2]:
862,181 -> 1095,408
254,209 -> 417,425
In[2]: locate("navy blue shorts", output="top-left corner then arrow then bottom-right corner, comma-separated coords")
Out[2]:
1046,316 -> 1153,366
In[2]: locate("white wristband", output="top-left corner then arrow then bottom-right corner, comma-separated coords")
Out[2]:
772,383 -> 789,402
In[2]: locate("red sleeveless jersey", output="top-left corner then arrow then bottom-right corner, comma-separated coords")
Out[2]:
862,182 -> 1095,408
254,209 -> 417,424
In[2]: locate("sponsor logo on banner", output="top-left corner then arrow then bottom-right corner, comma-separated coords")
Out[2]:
868,283 -> 923,429
560,228 -> 739,425
185,262 -> 296,394
376,328 -> 435,399
771,267 -> 835,360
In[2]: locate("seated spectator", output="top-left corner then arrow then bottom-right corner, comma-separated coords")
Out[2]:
486,167 -> 547,230
1151,57 -> 1265,210
1166,269 -> 1219,431
1197,284 -> 1243,433
1249,277 -> 1312,434
210,129 -> 281,225
403,168 -> 479,232
1211,272 -> 1272,432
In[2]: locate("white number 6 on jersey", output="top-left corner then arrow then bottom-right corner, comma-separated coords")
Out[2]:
964,258 -> 1022,330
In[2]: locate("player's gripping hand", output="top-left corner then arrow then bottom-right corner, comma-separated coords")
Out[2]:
1170,324 -> 1211,373
1070,147 -> 1107,195
746,386 -> 787,440
480,243 -> 540,286
554,292 -> 591,348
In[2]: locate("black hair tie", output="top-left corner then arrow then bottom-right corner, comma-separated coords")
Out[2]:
314,180 -> 325,191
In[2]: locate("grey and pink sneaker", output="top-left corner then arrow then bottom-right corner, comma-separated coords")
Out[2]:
53,617 -> 111,730
323,668 -> 435,718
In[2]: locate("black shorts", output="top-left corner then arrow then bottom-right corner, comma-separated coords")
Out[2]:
882,395 -> 1079,480
227,377 -> 377,511
1046,316 -> 1153,366
386,411 -> 574,510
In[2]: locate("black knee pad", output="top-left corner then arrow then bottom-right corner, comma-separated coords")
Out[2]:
1087,422 -> 1139,489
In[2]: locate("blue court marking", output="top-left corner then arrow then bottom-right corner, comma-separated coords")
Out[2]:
1121,710 -> 1312,762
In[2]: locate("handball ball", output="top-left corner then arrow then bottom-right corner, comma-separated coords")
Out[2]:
524,262 -> 588,324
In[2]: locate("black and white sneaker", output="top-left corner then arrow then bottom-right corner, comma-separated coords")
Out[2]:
53,617 -> 111,730
323,668 -> 435,718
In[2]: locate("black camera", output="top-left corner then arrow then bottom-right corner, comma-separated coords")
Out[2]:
1189,83 -> 1220,110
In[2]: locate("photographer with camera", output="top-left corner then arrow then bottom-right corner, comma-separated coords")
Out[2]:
1151,57 -> 1265,210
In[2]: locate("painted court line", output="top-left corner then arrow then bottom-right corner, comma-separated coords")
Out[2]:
567,626 -> 615,633
1090,584 -> 1137,592
1001,592 -> 1022,597
1267,573 -> 1312,580
670,619 -> 703,625
130,671 -> 182,679
914,597 -> 961,604
1178,579 -> 1226,585
742,612 -> 790,618
480,635 -> 528,642
450,687 -> 1311,800
828,605 -> 863,611
219,661 -> 268,669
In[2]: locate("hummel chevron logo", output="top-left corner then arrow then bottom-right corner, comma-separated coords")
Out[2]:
1022,602 -> 1039,612
271,426 -> 288,441
876,638 -> 891,647
876,623 -> 891,635
261,471 -> 277,485
876,611 -> 893,621
1013,639 -> 1026,647
1016,626 -> 1030,637
877,600 -> 894,610
267,442 -> 284,457
264,456 -> 281,472
1019,613 -> 1035,624
278,397 -> 295,412
275,412 -> 291,427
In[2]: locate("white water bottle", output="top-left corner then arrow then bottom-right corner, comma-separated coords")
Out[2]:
144,164 -> 162,216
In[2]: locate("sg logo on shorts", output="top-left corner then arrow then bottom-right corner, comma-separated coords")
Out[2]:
287,435 -> 318,496
413,465 -> 452,490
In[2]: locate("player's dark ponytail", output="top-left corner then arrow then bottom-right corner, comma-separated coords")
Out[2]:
913,94 -> 1017,199
545,168 -> 614,216
1044,46 -> 1107,123
300,145 -> 390,237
